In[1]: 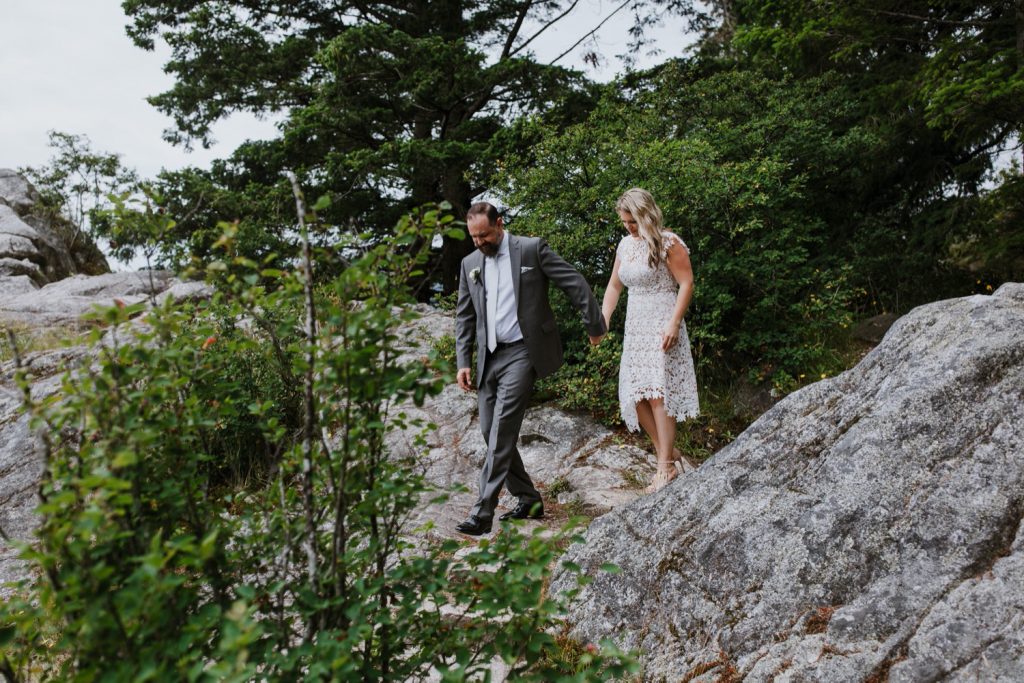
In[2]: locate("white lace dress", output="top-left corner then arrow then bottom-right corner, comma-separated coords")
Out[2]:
616,232 -> 700,431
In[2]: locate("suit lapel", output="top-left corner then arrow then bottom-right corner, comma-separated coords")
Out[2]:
510,233 -> 522,306
469,250 -> 486,313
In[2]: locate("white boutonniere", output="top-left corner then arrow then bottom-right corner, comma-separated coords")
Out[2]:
520,266 -> 534,274
469,267 -> 481,284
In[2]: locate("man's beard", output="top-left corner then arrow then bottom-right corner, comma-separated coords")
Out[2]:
478,243 -> 499,257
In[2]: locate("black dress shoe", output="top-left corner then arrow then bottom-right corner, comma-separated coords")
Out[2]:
499,500 -> 544,521
455,516 -> 492,536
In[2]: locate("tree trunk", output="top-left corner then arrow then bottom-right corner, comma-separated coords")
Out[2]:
711,0 -> 737,46
1018,0 -> 1023,165
439,170 -> 474,294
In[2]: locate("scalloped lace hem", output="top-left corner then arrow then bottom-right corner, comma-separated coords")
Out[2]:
621,389 -> 700,433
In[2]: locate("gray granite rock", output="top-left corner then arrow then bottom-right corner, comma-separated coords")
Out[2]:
0,256 -> 45,284
889,525 -> 1024,682
0,225 -> 39,260
0,199 -> 77,283
0,271 -> 175,329
0,274 -> 38,298
155,280 -> 215,305
388,384 -> 658,540
0,169 -> 109,281
552,283 -> 1024,681
0,169 -> 40,214
0,346 -> 91,596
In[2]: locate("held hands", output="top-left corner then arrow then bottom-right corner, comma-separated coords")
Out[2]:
590,314 -> 611,346
456,368 -> 474,392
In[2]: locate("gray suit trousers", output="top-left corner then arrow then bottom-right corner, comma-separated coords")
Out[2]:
470,342 -> 542,522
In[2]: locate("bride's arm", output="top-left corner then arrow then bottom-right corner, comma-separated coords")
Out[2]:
602,257 -> 624,330
662,238 -> 694,350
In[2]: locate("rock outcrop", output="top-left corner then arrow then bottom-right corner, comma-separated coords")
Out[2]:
0,168 -> 109,285
0,271 -> 176,329
0,345 -> 89,595
553,284 -> 1024,681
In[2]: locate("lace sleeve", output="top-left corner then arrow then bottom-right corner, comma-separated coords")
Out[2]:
661,231 -> 689,257
616,235 -> 628,260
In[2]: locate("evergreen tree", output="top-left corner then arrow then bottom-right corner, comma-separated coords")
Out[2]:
123,0 -> 613,289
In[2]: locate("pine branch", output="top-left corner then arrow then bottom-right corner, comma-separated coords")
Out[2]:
549,0 -> 633,65
509,0 -> 582,58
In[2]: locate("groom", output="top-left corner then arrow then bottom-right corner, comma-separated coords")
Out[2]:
454,202 -> 606,535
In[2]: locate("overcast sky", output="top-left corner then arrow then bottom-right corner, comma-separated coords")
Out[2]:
2,1 -> 694,180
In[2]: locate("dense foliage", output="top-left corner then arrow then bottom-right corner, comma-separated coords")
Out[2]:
0,205 -> 635,681
719,0 -> 1024,305
93,1 -> 1017,379
18,0 -> 1023,408
502,66 -> 871,385
490,0 -> 1022,399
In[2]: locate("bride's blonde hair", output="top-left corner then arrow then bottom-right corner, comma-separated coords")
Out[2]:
616,187 -> 666,269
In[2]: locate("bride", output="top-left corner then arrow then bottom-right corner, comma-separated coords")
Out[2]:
601,188 -> 700,492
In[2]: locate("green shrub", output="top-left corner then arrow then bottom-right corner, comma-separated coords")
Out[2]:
537,332 -> 624,426
430,333 -> 457,376
431,290 -> 460,312
176,302 -> 303,488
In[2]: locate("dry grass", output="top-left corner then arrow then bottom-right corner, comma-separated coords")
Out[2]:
0,321 -> 83,364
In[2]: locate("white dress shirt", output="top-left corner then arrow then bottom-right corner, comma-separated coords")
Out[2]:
485,232 -> 523,351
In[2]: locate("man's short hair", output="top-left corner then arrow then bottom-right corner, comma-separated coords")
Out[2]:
467,201 -> 500,225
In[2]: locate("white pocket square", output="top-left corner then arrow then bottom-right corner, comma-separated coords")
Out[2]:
520,266 -> 534,273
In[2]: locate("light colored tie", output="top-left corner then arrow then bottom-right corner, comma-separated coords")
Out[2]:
486,255 -> 498,352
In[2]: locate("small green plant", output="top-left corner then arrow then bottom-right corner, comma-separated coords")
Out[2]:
620,469 -> 648,490
560,497 -> 589,520
0,322 -> 83,363
430,333 -> 457,376
432,289 -> 459,312
546,477 -> 572,497
534,629 -> 639,680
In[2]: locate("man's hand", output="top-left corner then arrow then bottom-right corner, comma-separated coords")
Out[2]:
589,334 -> 604,346
457,367 -> 474,391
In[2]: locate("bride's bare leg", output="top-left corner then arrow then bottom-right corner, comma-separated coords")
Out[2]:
638,398 -> 677,492
635,399 -> 661,455
648,398 -> 677,472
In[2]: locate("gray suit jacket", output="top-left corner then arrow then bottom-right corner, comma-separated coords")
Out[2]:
455,233 -> 606,386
